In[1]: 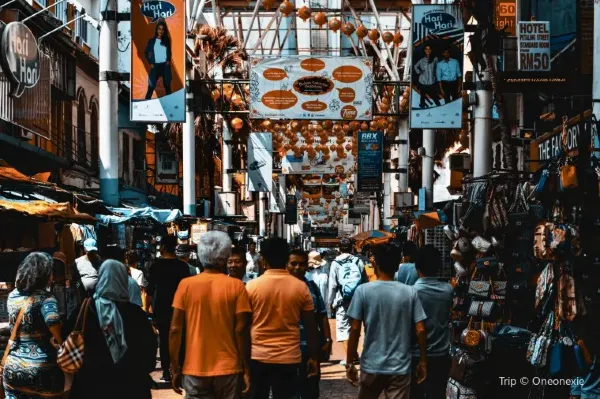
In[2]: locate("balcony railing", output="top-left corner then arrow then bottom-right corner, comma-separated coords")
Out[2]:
37,122 -> 99,172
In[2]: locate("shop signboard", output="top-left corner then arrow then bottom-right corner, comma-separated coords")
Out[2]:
247,133 -> 272,192
410,5 -> 464,129
517,21 -> 551,71
190,222 -> 208,244
494,0 -> 516,36
0,22 -> 40,98
130,0 -> 185,122
357,131 -> 383,192
529,111 -> 599,171
284,194 -> 297,224
281,133 -> 355,175
249,56 -> 374,121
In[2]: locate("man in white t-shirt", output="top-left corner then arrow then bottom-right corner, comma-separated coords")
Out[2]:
246,241 -> 261,277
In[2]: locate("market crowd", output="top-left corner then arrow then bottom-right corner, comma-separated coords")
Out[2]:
0,232 -> 456,399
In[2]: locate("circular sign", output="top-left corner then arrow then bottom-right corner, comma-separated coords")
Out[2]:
1,22 -> 40,97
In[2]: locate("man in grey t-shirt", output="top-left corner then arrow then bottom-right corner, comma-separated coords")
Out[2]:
75,238 -> 102,294
346,243 -> 428,399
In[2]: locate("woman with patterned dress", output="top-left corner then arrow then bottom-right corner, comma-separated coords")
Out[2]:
3,252 -> 65,398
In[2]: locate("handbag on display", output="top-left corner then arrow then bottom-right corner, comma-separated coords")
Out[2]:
460,317 -> 482,348
446,378 -> 479,399
487,186 -> 510,231
508,183 -> 532,228
471,236 -> 492,254
479,322 -> 493,354
468,300 -> 498,320
57,298 -> 91,373
492,280 -> 507,301
535,263 -> 555,310
534,222 -> 552,260
559,162 -> 578,191
468,270 -> 491,298
557,269 -> 577,322
475,257 -> 499,272
527,313 -> 554,368
449,350 -> 486,386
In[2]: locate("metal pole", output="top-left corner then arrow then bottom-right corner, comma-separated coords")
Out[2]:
99,0 -> 119,206
398,119 -> 409,191
594,0 -> 600,119
243,0 -> 262,48
383,172 -> 391,231
183,67 -> 196,216
222,117 -> 233,192
367,0 -> 399,80
259,192 -> 267,237
422,129 -> 434,209
473,69 -> 493,177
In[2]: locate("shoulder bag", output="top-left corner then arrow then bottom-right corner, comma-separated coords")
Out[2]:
57,298 -> 91,373
468,270 -> 491,299
0,297 -> 32,399
460,317 -> 481,348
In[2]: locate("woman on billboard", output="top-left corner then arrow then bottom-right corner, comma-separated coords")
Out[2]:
144,20 -> 172,99
413,44 -> 440,109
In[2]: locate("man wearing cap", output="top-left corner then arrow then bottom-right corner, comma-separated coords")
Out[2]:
308,251 -> 329,318
74,238 -> 102,295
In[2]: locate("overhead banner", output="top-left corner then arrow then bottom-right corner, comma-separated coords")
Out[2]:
247,133 -> 273,192
249,56 -> 374,121
299,175 -> 349,228
518,21 -> 551,71
130,0 -> 185,122
281,133 -> 356,175
410,5 -> 464,129
357,131 -> 383,192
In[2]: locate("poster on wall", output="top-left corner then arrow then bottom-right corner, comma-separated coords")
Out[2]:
247,133 -> 272,192
299,175 -> 349,228
357,131 -> 383,192
410,5 -> 464,129
249,56 -> 374,121
130,0 -> 185,122
281,134 -> 356,175
518,21 -> 551,71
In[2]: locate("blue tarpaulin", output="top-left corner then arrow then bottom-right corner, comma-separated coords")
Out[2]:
96,206 -> 182,226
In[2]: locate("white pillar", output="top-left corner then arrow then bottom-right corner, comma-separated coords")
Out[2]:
183,69 -> 196,215
258,192 -> 267,237
383,173 -> 391,231
398,119 -> 409,192
368,200 -> 375,230
99,0 -> 119,206
422,129 -> 435,209
594,1 -> 600,119
222,119 -> 233,192
473,70 -> 493,177
373,200 -> 380,231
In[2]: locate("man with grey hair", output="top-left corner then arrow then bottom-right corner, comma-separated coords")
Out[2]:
170,231 -> 252,399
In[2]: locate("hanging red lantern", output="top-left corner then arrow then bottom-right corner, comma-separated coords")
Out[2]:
356,25 -> 368,39
342,22 -> 355,36
313,12 -> 327,26
393,32 -> 404,46
382,31 -> 394,44
231,118 -> 244,131
279,0 -> 295,16
298,5 -> 311,21
328,17 -> 341,32
263,0 -> 275,10
368,29 -> 380,42
231,93 -> 243,107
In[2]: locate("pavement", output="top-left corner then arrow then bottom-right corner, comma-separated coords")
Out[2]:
151,319 -> 361,399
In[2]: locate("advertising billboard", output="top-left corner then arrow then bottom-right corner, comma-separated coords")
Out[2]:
130,0 -> 185,122
299,174 -> 349,228
249,56 -> 374,121
280,133 -> 356,175
410,5 -> 464,129
247,133 -> 273,192
357,131 -> 383,192
518,21 -> 551,71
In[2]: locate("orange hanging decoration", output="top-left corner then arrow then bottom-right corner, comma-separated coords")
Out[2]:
356,25 -> 368,39
298,5 -> 311,21
313,12 -> 327,26
342,22 -> 355,36
263,0 -> 275,10
279,0 -> 295,16
328,17 -> 341,32
231,93 -> 243,107
393,32 -> 404,46
231,118 -> 244,131
368,29 -> 380,42
382,31 -> 394,44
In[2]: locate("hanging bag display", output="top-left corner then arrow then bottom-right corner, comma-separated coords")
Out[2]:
508,183 -> 531,228
460,317 -> 482,348
527,312 -> 554,368
557,268 -> 577,322
468,300 -> 498,320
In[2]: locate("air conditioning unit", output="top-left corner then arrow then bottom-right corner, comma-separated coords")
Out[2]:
449,153 -> 471,171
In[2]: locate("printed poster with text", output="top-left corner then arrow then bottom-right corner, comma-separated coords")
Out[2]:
299,174 -> 349,228
130,0 -> 185,122
410,5 -> 464,129
357,131 -> 383,192
247,133 -> 273,192
249,56 -> 374,121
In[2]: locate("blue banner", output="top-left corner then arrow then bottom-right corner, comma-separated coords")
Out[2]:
357,131 -> 383,192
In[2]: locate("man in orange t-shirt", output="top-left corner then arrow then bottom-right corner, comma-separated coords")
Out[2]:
170,231 -> 252,399
246,237 -> 320,399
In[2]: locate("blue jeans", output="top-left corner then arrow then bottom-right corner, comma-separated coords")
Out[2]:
146,62 -> 172,99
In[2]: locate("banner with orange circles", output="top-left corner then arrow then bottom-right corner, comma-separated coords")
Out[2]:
249,56 -> 374,121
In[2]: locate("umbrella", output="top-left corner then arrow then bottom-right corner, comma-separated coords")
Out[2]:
352,230 -> 395,251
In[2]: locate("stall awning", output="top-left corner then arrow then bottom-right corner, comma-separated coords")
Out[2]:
96,206 -> 183,226
0,199 -> 96,223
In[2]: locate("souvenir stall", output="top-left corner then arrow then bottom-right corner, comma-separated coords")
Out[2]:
446,114 -> 600,399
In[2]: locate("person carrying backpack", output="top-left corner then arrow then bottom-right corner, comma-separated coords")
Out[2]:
327,237 -> 367,366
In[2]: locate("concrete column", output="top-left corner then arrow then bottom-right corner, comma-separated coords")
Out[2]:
383,172 -> 391,231
222,119 -> 233,192
422,129 -> 435,209
473,70 -> 493,177
183,68 -> 196,216
258,192 -> 267,237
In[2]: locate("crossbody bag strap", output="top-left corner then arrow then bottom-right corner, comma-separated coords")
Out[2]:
1,297 -> 33,368
73,298 -> 91,334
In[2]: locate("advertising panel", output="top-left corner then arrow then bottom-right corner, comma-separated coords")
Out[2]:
299,174 -> 349,228
0,22 -> 40,98
494,0 -> 516,36
410,5 -> 464,129
130,0 -> 185,122
281,133 -> 355,175
249,56 -> 374,121
247,133 -> 272,192
285,194 -> 298,224
357,131 -> 383,192
518,21 -> 551,71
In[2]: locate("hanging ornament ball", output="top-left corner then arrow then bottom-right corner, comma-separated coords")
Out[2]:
231,93 -> 243,107
291,120 -> 302,132
314,12 -> 327,26
382,31 -> 394,44
298,6 -> 311,21
393,32 -> 404,45
263,0 -> 275,10
328,17 -> 341,32
342,22 -> 355,36
356,25 -> 368,39
231,117 -> 244,131
279,0 -> 295,16
361,122 -> 369,131
211,89 -> 220,100
262,120 -> 273,130
368,29 -> 380,42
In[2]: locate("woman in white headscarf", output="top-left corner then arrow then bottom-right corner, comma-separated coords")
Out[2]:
68,260 -> 157,399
